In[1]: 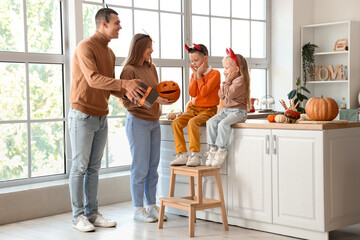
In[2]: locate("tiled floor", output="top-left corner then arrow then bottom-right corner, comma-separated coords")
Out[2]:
0,201 -> 360,240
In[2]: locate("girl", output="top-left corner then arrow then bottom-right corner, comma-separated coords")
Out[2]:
120,33 -> 174,223
205,48 -> 250,167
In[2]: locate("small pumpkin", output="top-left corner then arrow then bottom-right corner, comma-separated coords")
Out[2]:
305,96 -> 339,121
284,109 -> 300,123
166,112 -> 176,120
267,114 -> 276,122
275,114 -> 286,123
156,81 -> 181,101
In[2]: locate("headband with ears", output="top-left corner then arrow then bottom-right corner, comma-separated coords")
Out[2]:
226,48 -> 239,68
185,43 -> 206,55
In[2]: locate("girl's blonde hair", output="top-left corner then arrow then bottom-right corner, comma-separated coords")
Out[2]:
122,33 -> 153,67
224,54 -> 251,111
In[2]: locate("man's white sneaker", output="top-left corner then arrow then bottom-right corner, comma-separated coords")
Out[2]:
72,215 -> 96,232
134,208 -> 157,223
211,150 -> 227,167
170,152 -> 188,166
147,205 -> 168,221
186,152 -> 201,167
204,151 -> 216,166
87,212 -> 117,227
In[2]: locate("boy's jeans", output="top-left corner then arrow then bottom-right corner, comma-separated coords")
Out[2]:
68,108 -> 108,218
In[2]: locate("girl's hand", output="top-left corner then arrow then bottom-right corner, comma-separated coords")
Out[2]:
156,96 -> 176,105
225,71 -> 239,82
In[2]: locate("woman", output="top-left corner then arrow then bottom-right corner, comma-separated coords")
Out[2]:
120,33 -> 174,223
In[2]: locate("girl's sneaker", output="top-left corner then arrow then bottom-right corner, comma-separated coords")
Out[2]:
134,208 -> 157,223
204,151 -> 216,166
147,205 -> 168,221
211,150 -> 227,167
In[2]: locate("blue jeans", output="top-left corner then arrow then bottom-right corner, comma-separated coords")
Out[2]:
206,108 -> 247,148
68,108 -> 108,218
125,113 -> 161,207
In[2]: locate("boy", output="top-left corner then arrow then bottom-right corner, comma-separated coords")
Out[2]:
171,44 -> 220,167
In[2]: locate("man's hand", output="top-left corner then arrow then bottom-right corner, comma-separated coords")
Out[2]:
156,96 -> 176,105
122,79 -> 145,101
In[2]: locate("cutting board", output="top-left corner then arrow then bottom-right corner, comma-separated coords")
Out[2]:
297,120 -> 349,124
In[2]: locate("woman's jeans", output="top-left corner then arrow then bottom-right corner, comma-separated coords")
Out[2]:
206,108 -> 247,148
125,113 -> 161,207
68,108 -> 108,218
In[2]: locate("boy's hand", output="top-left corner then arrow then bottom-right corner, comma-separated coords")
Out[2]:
197,62 -> 206,78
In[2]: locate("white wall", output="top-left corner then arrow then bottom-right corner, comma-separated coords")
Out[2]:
313,0 -> 360,23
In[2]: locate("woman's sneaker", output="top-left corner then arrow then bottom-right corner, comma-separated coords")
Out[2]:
204,151 -> 216,166
134,207 -> 157,223
147,205 -> 168,221
87,212 -> 117,227
186,152 -> 201,167
72,215 -> 96,232
211,150 -> 227,167
170,152 -> 188,166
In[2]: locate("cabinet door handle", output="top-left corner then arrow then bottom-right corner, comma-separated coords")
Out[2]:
273,135 -> 277,155
266,135 -> 270,154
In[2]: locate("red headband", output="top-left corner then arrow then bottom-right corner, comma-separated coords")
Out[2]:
226,48 -> 239,68
185,43 -> 206,55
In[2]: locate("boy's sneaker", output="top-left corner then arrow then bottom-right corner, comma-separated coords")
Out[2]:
204,151 -> 216,166
186,152 -> 201,167
87,212 -> 117,228
170,152 -> 188,166
211,150 -> 227,167
134,208 -> 157,223
147,205 -> 168,221
72,215 -> 96,232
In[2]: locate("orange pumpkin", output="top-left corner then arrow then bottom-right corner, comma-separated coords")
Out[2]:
267,114 -> 276,122
156,81 -> 181,101
305,96 -> 339,121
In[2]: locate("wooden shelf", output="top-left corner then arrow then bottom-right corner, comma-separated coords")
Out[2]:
307,80 -> 348,84
314,51 -> 348,56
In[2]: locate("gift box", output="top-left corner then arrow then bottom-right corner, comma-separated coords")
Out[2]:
134,82 -> 159,109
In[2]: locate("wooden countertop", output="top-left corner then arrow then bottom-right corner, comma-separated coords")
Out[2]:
160,117 -> 360,130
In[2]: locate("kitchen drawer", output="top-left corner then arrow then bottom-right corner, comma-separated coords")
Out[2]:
161,125 -> 207,144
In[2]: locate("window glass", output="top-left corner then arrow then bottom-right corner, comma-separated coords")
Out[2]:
134,0 -> 158,10
107,0 -> 132,6
109,8 -> 133,57
211,0 -> 230,17
27,0 -> 62,54
192,16 -> 209,49
134,10 -> 159,58
232,20 -> 250,57
0,0 -> 24,52
108,118 -> 132,167
211,18 -> 230,56
82,4 -> 101,39
29,64 -> 63,119
31,122 -> 64,177
192,0 -> 209,15
251,0 -> 266,20
250,68 -> 266,100
232,0 -> 249,19
0,123 -> 28,181
0,63 -> 26,120
160,0 -> 181,12
109,66 -> 125,117
251,21 -> 266,58
161,67 -> 183,113
160,13 -> 182,59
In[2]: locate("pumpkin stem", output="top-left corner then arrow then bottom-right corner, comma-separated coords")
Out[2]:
321,95 -> 323,99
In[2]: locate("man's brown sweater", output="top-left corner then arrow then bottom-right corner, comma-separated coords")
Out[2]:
70,31 -> 124,117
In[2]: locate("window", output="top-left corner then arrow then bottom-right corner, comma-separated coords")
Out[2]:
0,0 -> 65,183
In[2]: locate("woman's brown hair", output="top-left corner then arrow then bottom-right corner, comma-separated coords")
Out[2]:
122,33 -> 153,67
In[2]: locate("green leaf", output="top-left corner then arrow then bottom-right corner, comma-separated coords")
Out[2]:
300,86 -> 310,93
297,93 -> 304,101
297,106 -> 305,113
288,90 -> 296,99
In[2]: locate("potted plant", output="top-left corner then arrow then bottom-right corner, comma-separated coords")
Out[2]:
287,77 -> 310,113
302,42 -> 318,84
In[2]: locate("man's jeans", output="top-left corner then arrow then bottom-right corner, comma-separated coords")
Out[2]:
68,108 -> 108,218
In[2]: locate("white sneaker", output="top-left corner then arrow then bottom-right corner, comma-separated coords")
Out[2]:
170,152 -> 188,166
186,152 -> 201,167
204,151 -> 216,166
147,205 -> 168,221
134,208 -> 157,223
211,150 -> 227,167
72,215 -> 96,232
87,212 -> 117,227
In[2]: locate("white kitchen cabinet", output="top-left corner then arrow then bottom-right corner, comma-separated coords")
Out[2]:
301,21 -> 360,108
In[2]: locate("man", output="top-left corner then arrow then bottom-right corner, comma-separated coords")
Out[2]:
68,8 -> 143,232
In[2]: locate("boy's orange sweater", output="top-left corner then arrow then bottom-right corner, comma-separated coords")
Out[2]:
188,69 -> 221,108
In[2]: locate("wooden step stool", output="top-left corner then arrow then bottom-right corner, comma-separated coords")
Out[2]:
158,165 -> 229,237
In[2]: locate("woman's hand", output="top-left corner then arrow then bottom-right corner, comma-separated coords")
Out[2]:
156,96 -> 176,105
